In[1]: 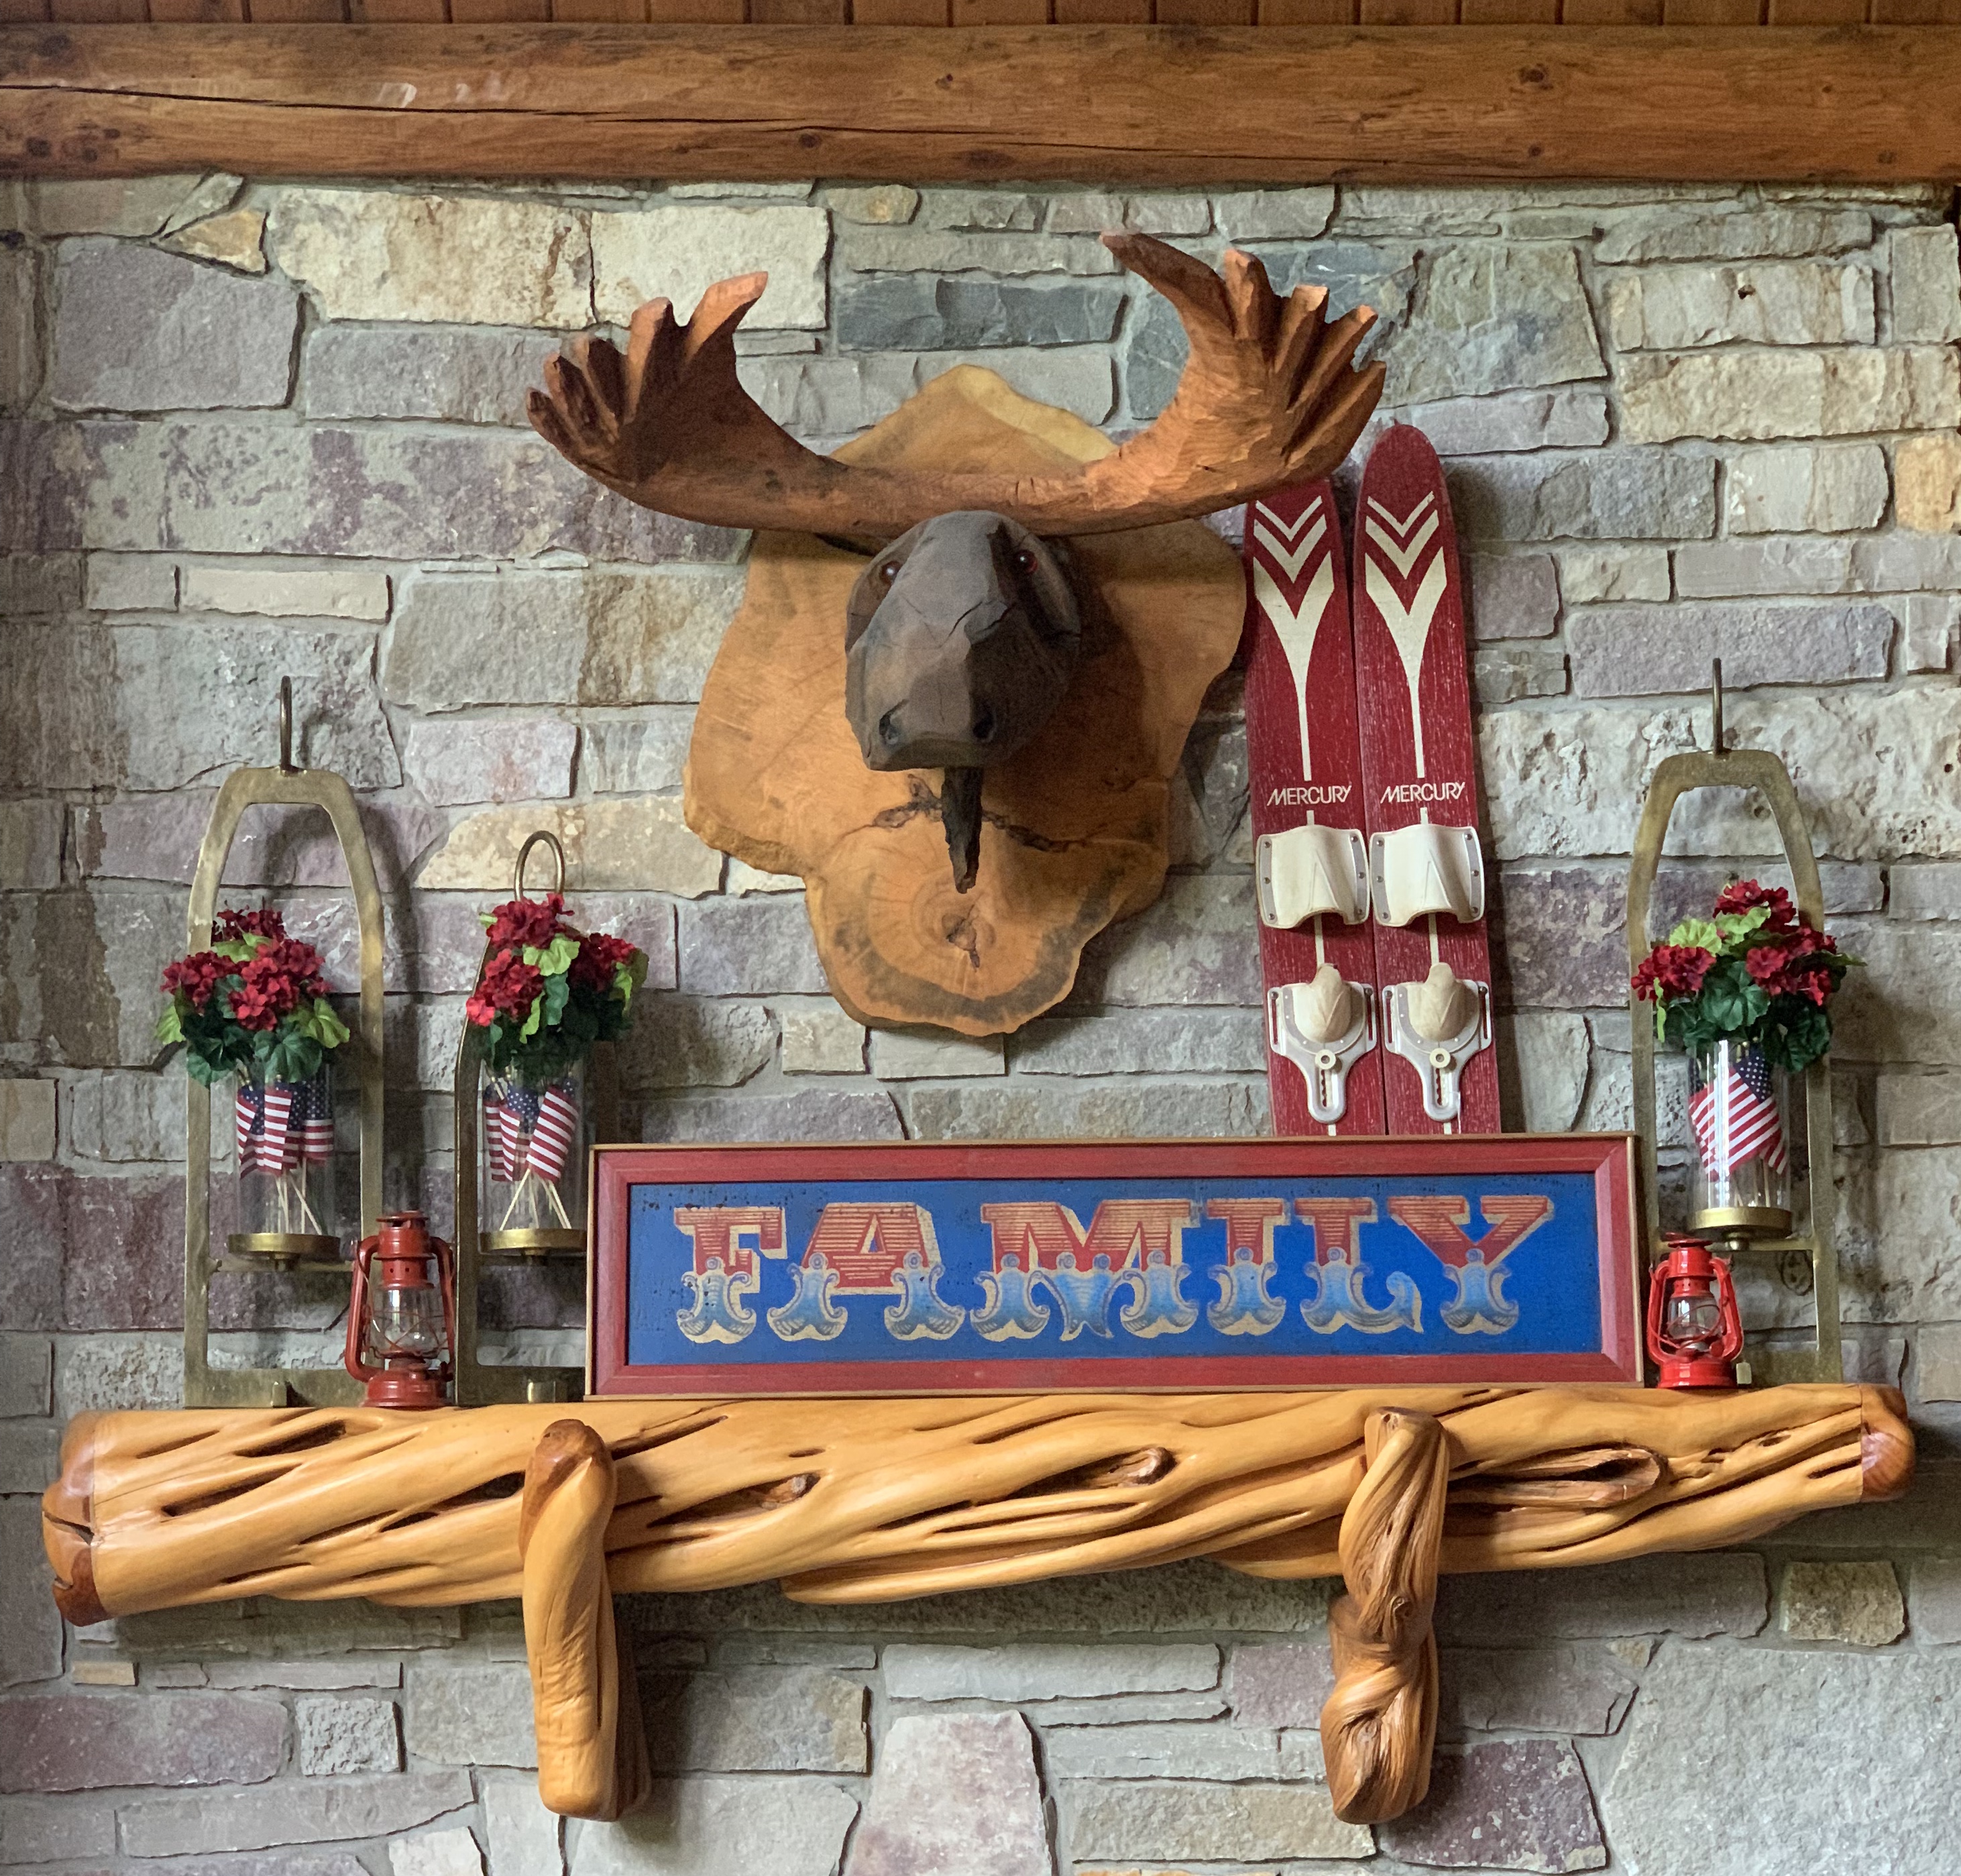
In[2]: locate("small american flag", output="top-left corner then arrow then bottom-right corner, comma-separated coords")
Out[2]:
292,1073 -> 335,1166
235,1076 -> 334,1173
235,1080 -> 282,1172
484,1082 -> 528,1184
1689,1046 -> 1788,1179
484,1079 -> 579,1186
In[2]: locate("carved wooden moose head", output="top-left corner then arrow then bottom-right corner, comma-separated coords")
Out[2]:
529,233 -> 1385,891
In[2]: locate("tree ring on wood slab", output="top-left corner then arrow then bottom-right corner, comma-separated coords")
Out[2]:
683,366 -> 1244,1036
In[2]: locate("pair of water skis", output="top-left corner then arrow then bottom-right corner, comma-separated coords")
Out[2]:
1245,424 -> 1500,1138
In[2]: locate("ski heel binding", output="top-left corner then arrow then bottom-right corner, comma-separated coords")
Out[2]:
1382,959 -> 1491,1125
1270,964 -> 1377,1126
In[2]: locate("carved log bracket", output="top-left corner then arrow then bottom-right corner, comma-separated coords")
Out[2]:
43,1384 -> 1913,1826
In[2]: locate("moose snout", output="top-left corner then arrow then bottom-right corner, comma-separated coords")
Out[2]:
843,510 -> 1084,775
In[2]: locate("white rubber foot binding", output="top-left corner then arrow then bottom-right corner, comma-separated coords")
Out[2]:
1369,821 -> 1485,928
1257,823 -> 1371,930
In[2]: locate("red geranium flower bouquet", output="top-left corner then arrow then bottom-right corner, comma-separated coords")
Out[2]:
157,908 -> 349,1084
467,893 -> 647,1246
1632,881 -> 1853,1071
1632,881 -> 1857,1229
156,909 -> 351,1250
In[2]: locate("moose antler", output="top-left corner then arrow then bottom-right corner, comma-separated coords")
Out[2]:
528,233 -> 1385,540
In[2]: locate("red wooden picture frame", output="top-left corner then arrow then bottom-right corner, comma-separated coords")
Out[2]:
589,1134 -> 1641,1398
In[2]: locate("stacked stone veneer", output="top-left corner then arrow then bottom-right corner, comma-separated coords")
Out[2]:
7,172 -> 1961,1871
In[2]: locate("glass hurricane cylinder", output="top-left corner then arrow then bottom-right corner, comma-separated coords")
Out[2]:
479,1058 -> 590,1255
1687,1040 -> 1793,1238
228,1063 -> 343,1264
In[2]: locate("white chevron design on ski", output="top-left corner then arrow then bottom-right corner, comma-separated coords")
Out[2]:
1364,506 -> 1440,581
1364,550 -> 1449,779
1252,500 -> 1321,545
1252,509 -> 1328,584
1366,492 -> 1436,538
1255,553 -> 1338,781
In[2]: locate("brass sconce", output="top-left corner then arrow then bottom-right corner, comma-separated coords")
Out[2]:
181,680 -> 385,1409
452,830 -> 615,1406
1626,663 -> 1842,1384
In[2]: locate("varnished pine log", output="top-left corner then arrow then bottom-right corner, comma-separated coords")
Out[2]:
520,1421 -> 647,1822
1321,1409 -> 1449,1824
44,1385 -> 1911,1625
6,27 -> 1961,183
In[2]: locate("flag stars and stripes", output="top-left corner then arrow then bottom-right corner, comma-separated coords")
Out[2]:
484,1079 -> 580,1187
1690,1046 -> 1789,1179
234,1074 -> 335,1174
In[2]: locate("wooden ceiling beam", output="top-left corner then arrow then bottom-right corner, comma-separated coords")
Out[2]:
4,24 -> 1960,182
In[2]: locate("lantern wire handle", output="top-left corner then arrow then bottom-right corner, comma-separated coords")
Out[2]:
1710,658 -> 1725,756
277,676 -> 298,775
514,829 -> 567,900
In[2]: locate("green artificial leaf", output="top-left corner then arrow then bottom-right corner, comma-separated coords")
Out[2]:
211,936 -> 260,964
1714,907 -> 1772,944
1665,918 -> 1723,953
534,934 -> 578,979
518,995 -> 543,1042
297,998 -> 351,1051
616,951 -> 649,1009
1762,1000 -> 1834,1074
266,1030 -> 325,1085
184,1052 -> 226,1087
155,1003 -> 184,1046
480,912 -> 496,931
541,971 -> 572,1025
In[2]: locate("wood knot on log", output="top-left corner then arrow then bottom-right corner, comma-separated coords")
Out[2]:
1858,1386 -> 1915,1501
1452,1443 -> 1663,1510
1057,1446 -> 1177,1492
43,1413 -> 107,1627
1320,1407 -> 1451,1826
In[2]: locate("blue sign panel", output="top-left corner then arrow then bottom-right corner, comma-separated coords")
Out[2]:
590,1138 -> 1640,1396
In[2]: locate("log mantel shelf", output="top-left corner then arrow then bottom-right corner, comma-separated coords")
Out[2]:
42,1384 -> 1913,1825
8,26 -> 1961,186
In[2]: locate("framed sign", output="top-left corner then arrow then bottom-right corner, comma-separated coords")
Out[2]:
590,1136 -> 1639,1397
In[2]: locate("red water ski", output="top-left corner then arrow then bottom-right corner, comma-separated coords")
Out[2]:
1350,425 -> 1499,1135
1241,481 -> 1385,1136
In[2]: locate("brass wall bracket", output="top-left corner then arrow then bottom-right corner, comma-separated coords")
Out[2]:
1626,664 -> 1842,1382
181,680 -> 385,1409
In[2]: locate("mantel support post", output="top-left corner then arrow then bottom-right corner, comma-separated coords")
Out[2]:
520,1420 -> 649,1822
1320,1407 -> 1451,1825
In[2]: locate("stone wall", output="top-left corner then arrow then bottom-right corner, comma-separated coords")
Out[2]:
5,171 -> 1961,1873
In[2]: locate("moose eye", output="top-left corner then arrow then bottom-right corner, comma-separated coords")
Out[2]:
880,561 -> 901,584
1012,549 -> 1038,574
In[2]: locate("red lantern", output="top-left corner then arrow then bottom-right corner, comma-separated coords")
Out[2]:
345,1211 -> 455,1409
1645,1233 -> 1744,1389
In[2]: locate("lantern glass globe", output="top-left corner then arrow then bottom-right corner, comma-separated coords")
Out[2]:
1663,1287 -> 1724,1356
373,1284 -> 445,1361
